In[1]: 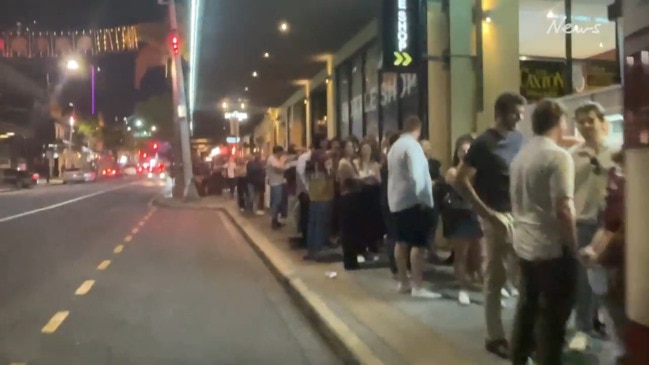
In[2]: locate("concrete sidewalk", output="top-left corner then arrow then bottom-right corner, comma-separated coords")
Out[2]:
154,195 -> 619,365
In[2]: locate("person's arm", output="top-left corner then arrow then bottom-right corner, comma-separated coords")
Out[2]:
453,142 -> 495,219
550,151 -> 578,254
406,143 -> 432,205
444,167 -> 458,185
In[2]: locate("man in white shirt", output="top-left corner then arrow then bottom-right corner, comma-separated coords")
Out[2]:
568,102 -> 619,350
509,99 -> 578,365
387,116 -> 440,298
295,149 -> 312,245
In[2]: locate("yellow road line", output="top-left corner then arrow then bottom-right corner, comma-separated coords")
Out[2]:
114,245 -> 124,253
10,362 -> 26,365
75,280 -> 95,295
41,311 -> 69,333
97,260 -> 111,270
124,235 -> 132,242
131,227 -> 139,234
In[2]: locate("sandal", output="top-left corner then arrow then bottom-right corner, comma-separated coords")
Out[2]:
485,338 -> 510,359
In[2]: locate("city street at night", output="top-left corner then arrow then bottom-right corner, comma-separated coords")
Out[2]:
0,180 -> 339,365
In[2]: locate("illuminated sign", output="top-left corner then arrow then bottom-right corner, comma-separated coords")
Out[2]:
224,111 -> 248,121
382,0 -> 419,72
226,136 -> 240,143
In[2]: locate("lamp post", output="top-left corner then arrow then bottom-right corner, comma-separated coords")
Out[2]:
65,57 -> 97,115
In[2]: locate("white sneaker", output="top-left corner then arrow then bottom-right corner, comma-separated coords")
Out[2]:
357,255 -> 366,263
397,283 -> 411,294
509,287 -> 519,297
411,288 -> 443,299
501,288 -> 511,298
458,290 -> 471,305
255,210 -> 265,216
568,331 -> 590,351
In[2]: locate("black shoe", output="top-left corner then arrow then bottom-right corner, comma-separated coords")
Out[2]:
485,339 -> 510,359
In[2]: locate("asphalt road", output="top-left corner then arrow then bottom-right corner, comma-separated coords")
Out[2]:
0,179 -> 339,365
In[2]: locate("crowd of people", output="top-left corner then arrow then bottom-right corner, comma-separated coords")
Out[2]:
220,92 -> 626,364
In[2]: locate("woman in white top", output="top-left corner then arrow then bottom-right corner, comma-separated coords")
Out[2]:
354,141 -> 383,260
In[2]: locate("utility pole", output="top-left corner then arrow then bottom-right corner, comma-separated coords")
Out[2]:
163,0 -> 198,200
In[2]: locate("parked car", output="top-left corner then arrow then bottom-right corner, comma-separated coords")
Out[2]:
123,164 -> 138,175
0,168 -> 38,189
62,168 -> 96,183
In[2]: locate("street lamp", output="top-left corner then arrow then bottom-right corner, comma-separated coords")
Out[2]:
151,125 -> 157,132
135,119 -> 143,128
68,116 -> 75,149
66,59 -> 80,71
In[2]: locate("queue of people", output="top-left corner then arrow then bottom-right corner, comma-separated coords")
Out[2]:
219,93 -> 626,364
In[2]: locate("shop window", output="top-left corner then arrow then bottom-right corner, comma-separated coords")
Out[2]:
350,55 -> 364,139
400,73 -> 419,119
364,42 -> 380,138
337,63 -> 351,138
381,72 -> 399,133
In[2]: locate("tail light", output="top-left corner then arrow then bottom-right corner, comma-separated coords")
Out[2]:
32,173 -> 39,180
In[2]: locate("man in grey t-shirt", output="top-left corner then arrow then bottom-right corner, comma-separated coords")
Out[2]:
509,99 -> 578,365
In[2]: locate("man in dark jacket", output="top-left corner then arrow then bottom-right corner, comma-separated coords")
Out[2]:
246,153 -> 266,214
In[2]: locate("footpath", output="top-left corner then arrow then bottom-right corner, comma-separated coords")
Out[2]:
154,195 -> 617,365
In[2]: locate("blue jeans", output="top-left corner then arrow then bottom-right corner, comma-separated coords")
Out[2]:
574,221 -> 600,333
269,184 -> 284,221
307,200 -> 332,255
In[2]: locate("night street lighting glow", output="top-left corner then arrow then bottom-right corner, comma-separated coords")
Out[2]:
151,126 -> 157,132
66,59 -> 80,70
252,71 -> 258,77
244,86 -> 248,91
69,116 -> 75,126
263,52 -> 270,58
188,0 -> 203,125
135,119 -> 143,127
279,21 -> 289,33
222,101 -> 228,109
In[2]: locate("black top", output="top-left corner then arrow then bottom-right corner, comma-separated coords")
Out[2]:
246,160 -> 266,188
463,129 -> 523,212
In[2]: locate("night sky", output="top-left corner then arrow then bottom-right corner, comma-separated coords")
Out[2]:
1,0 -> 168,125
1,0 -> 379,141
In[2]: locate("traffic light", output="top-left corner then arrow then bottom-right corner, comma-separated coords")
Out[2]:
170,33 -> 180,55
153,143 -> 158,151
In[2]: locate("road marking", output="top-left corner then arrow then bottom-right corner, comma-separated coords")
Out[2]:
138,221 -> 145,227
124,235 -> 132,242
75,280 -> 95,295
114,245 -> 124,253
41,311 -> 69,333
0,182 -> 136,223
131,227 -> 139,234
10,362 -> 26,365
97,260 -> 111,270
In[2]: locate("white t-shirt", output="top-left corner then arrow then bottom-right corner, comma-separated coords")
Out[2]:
511,136 -> 575,261
266,154 -> 285,186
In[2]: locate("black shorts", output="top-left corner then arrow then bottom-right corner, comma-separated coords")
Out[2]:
391,205 -> 433,247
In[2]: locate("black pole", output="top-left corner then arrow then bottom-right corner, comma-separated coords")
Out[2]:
564,0 -> 574,95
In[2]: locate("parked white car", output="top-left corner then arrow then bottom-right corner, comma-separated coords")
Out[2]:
62,168 -> 96,183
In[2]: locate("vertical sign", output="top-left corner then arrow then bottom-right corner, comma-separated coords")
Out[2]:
381,0 -> 420,72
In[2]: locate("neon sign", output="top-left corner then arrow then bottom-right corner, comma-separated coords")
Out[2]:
382,0 -> 419,72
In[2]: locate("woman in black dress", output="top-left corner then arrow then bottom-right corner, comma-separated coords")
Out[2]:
439,135 -> 483,305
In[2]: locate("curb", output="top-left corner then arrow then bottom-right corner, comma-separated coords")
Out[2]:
151,195 -> 224,210
219,208 -> 385,365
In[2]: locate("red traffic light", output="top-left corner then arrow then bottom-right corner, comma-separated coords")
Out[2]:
170,33 -> 180,55
153,143 -> 158,150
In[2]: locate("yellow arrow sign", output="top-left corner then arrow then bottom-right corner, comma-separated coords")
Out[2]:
393,51 -> 413,67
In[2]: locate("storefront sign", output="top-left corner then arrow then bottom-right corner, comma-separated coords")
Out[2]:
381,0 -> 420,72
583,60 -> 619,89
520,60 -> 566,101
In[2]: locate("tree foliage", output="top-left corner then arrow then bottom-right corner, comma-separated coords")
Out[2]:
135,93 -> 174,142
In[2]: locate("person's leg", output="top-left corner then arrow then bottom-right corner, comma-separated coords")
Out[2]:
247,183 -> 255,211
269,185 -> 281,222
536,255 -> 577,365
298,193 -> 310,243
467,238 -> 484,283
510,260 -> 540,365
571,223 -> 599,348
287,194 -> 299,236
481,217 -> 510,357
452,238 -> 472,304
305,202 -> 320,258
340,194 -> 359,270
280,183 -> 288,219
394,242 -> 410,290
